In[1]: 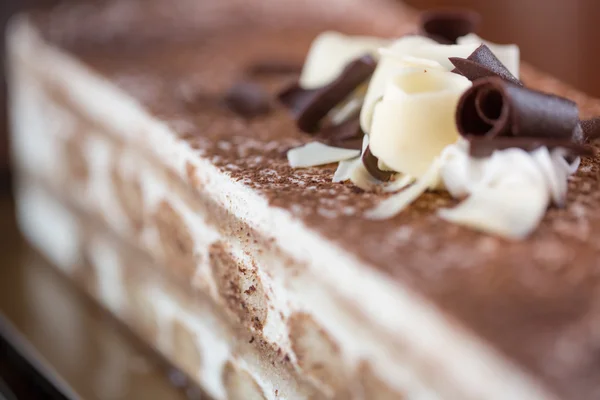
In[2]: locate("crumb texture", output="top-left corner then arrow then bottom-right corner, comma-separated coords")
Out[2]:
209,242 -> 270,332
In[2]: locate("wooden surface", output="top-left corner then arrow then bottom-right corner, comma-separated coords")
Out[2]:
0,193 -> 191,400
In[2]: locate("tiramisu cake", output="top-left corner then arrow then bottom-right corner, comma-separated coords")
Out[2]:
8,0 -> 600,399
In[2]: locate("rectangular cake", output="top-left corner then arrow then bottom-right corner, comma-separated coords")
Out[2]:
8,1 -> 600,399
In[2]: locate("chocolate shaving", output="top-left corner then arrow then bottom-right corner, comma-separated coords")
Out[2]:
456,77 -> 580,140
245,60 -> 303,77
277,55 -> 376,133
450,44 -> 522,86
316,116 -> 364,150
419,9 -> 481,44
362,146 -> 393,182
223,82 -> 273,119
468,136 -> 595,158
581,117 -> 600,140
456,76 -> 594,157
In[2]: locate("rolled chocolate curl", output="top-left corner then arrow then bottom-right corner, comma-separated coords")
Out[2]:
450,44 -> 522,86
456,77 -> 580,140
278,55 -> 376,133
419,9 -> 481,44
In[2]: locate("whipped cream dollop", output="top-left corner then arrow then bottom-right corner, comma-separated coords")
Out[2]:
284,29 -> 582,239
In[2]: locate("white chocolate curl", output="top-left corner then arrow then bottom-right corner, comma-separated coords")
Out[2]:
287,142 -> 360,168
367,141 -> 579,239
333,136 -> 384,191
457,33 -> 520,79
366,157 -> 442,219
299,31 -> 388,89
368,68 -> 472,178
437,144 -> 578,239
439,185 -> 549,239
360,36 -> 478,133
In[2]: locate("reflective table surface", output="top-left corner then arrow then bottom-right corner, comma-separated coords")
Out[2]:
0,193 -> 191,400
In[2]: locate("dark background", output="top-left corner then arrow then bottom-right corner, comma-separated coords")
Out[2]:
2,0 -> 600,184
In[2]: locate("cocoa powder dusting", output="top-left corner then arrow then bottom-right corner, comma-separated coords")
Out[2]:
31,4 -> 600,399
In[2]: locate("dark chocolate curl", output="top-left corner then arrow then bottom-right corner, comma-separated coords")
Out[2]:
277,55 -> 376,133
456,77 -> 580,140
581,117 -> 600,140
362,146 -> 393,182
316,116 -> 363,150
419,9 -> 481,44
469,137 -> 595,158
450,44 -> 522,86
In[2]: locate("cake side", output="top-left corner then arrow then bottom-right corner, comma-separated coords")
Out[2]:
7,14 -> 559,400
10,74 -> 442,398
14,182 -> 318,400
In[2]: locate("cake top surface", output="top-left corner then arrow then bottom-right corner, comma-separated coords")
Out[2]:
29,1 -> 600,398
